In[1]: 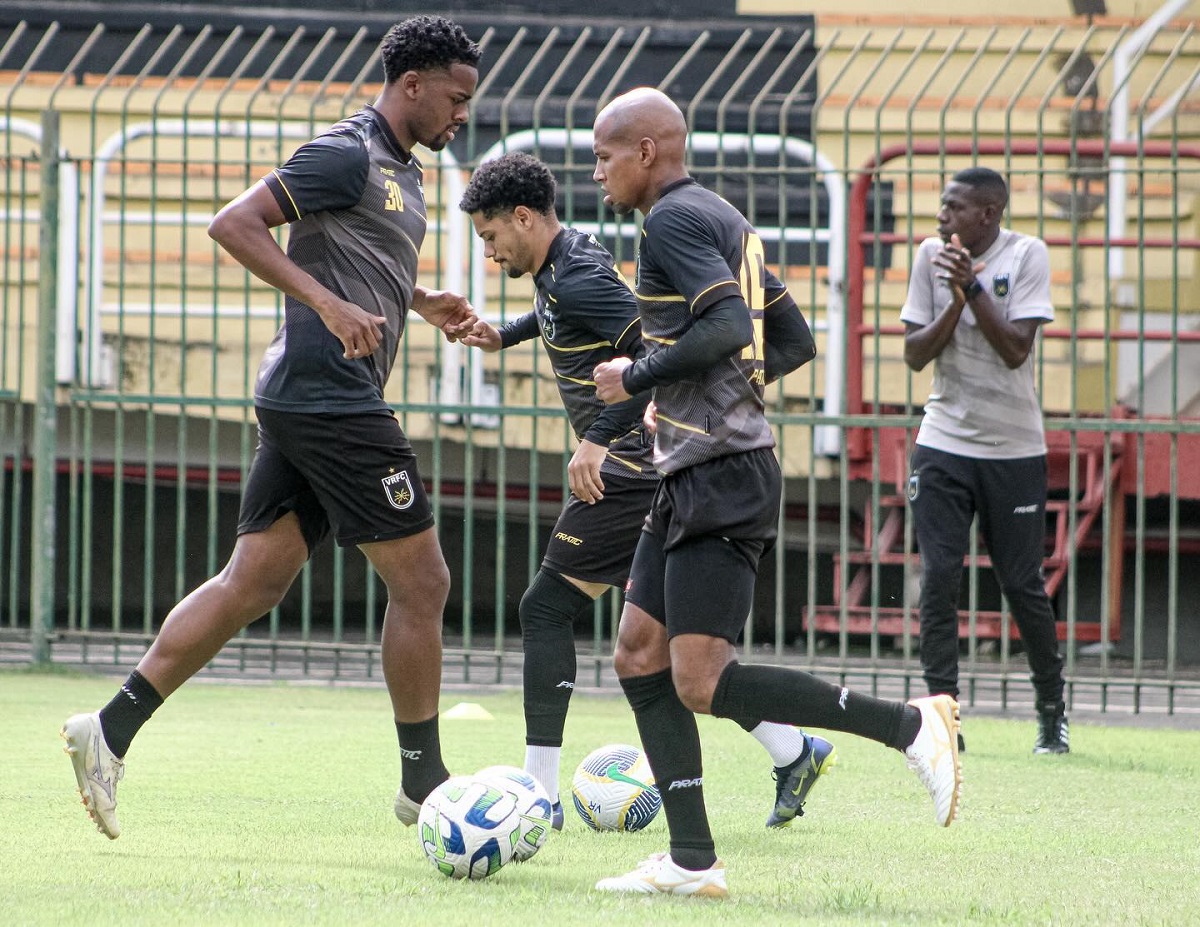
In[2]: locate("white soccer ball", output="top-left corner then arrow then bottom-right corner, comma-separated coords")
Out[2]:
417,775 -> 522,880
570,743 -> 662,832
476,764 -> 554,862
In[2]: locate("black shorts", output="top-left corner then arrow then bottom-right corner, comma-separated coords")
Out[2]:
238,407 -> 434,552
541,473 -> 659,587
624,448 -> 781,641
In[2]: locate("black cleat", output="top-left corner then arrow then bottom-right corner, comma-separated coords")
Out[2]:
1034,702 -> 1070,754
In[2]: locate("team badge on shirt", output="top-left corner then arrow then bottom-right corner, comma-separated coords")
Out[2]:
382,469 -> 415,510
908,472 -> 920,502
992,274 -> 1010,298
536,299 -> 558,343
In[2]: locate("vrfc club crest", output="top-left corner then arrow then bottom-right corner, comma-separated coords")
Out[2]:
992,274 -> 1010,298
382,469 -> 415,510
908,472 -> 920,502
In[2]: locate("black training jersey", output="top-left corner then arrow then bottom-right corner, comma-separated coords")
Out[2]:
255,106 -> 427,413
501,228 -> 655,480
636,178 -> 779,474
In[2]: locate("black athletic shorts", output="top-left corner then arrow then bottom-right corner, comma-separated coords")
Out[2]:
238,407 -> 434,552
541,472 -> 659,587
624,447 -> 781,640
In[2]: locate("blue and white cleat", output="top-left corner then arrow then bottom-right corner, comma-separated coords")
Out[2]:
766,734 -> 837,828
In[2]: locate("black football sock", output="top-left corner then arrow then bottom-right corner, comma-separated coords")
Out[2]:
519,570 -> 593,747
396,715 -> 451,803
711,662 -> 916,751
619,669 -> 716,871
98,669 -> 164,758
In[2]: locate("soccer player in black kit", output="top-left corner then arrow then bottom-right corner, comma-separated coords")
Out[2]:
61,17 -> 480,840
458,152 -> 835,831
590,88 -> 963,897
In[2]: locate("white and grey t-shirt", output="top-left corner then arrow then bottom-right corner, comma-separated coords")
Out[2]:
900,228 -> 1054,459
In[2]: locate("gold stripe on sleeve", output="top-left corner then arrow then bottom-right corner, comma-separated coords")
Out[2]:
270,170 -> 302,219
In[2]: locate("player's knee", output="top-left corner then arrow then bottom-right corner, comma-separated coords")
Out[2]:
419,558 -> 452,605
518,570 -> 586,634
614,638 -> 660,679
385,555 -> 450,612
217,562 -> 293,618
671,667 -> 717,715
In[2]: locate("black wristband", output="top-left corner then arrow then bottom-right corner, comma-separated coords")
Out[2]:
964,278 -> 984,299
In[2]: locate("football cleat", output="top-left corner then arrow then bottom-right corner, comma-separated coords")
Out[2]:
550,800 -> 564,832
595,852 -> 727,898
766,734 -> 837,828
393,787 -> 421,826
903,695 -> 962,827
61,712 -> 124,839
1033,702 -> 1070,754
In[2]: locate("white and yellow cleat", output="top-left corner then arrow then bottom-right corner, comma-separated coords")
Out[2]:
393,786 -> 421,826
61,712 -> 124,839
904,694 -> 963,827
595,852 -> 728,898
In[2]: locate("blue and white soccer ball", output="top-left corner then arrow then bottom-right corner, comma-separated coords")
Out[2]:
476,764 -> 554,862
571,743 -> 662,832
418,775 -> 523,880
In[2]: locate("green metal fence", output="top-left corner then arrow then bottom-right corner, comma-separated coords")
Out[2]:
1,10 -> 1198,718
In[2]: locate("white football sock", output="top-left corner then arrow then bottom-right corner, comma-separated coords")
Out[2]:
524,745 -> 561,802
749,722 -> 808,767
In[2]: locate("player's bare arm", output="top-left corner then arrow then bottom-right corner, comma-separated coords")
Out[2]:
931,232 -> 1035,368
904,307 -> 964,372
905,235 -> 978,372
567,439 -> 608,505
208,182 -> 387,359
412,286 -> 478,342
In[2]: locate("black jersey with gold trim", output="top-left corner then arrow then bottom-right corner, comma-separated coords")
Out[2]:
502,228 -> 655,480
636,178 -> 781,474
256,106 -> 426,413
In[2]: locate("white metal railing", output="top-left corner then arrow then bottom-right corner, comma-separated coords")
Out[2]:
86,119 -> 467,398
1107,0 -> 1198,291
0,116 -> 79,385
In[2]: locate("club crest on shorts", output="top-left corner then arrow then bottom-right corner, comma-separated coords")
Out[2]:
907,472 -> 920,502
382,469 -> 415,510
992,274 -> 1010,298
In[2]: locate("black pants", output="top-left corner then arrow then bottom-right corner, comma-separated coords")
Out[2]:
908,445 -> 1065,706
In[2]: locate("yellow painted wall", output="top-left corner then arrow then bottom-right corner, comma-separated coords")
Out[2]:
739,0 -> 1193,20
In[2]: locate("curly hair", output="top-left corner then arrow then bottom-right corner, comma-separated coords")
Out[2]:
379,16 -> 481,84
459,152 -> 558,218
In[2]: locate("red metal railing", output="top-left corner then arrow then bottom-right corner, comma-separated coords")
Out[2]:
846,139 -> 1200,474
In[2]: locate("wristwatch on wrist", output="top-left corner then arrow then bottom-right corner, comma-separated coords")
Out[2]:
964,278 -> 984,299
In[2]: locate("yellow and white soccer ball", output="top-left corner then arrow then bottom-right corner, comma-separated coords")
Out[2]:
570,743 -> 662,832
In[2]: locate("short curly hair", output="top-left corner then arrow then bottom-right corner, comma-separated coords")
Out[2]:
952,166 -> 1009,210
379,16 -> 480,84
459,152 -> 557,218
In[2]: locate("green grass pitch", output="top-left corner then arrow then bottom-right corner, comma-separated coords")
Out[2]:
7,670 -> 1199,926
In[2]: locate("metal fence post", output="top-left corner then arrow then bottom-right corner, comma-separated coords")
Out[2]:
31,109 -> 60,664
